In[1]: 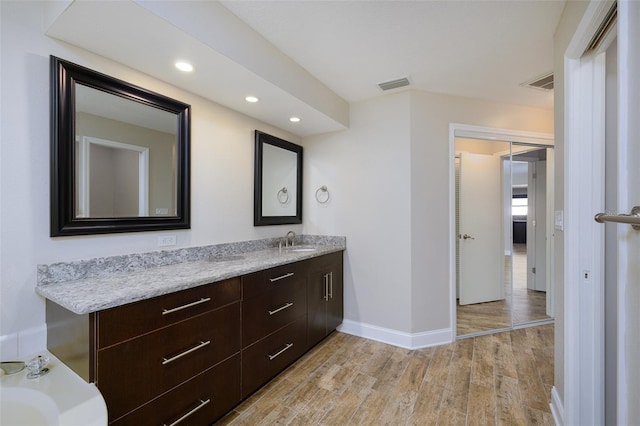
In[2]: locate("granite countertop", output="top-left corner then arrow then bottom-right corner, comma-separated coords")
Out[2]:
36,241 -> 344,315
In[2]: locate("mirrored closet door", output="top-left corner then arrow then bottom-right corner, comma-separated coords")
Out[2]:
455,137 -> 554,337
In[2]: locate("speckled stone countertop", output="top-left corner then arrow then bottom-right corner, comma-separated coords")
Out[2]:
36,235 -> 345,315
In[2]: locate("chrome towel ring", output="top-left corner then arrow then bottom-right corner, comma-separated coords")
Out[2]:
277,187 -> 289,204
315,186 -> 330,204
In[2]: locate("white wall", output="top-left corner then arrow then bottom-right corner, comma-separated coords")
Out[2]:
303,92 -> 413,334
304,90 -> 552,342
0,1 -> 301,357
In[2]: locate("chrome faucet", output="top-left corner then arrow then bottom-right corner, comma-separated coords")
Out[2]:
284,231 -> 296,247
26,355 -> 50,379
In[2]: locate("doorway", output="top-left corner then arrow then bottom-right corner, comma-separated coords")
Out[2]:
449,125 -> 554,338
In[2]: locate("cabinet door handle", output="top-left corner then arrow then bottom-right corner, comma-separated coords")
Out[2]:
328,272 -> 333,299
162,298 -> 211,315
268,302 -> 294,315
162,340 -> 210,365
324,274 -> 329,301
267,343 -> 294,360
269,272 -> 294,282
163,398 -> 211,426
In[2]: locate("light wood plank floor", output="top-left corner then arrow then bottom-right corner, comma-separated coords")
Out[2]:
218,324 -> 554,425
457,244 -> 550,336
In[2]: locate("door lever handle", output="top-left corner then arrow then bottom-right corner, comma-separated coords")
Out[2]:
460,234 -> 475,240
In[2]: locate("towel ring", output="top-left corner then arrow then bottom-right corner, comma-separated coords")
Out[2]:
277,187 -> 289,204
315,186 -> 330,204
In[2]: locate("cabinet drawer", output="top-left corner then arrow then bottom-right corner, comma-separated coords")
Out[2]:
242,317 -> 307,398
111,354 -> 241,426
242,262 -> 306,300
242,277 -> 307,347
307,251 -> 343,271
97,303 -> 240,421
96,278 -> 240,349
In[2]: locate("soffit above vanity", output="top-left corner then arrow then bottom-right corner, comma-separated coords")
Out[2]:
44,0 -> 349,137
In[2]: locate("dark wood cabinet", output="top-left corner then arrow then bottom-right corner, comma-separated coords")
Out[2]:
307,251 -> 344,348
47,251 -> 344,424
241,262 -> 308,398
110,354 -> 241,426
241,262 -> 307,348
242,317 -> 307,398
96,303 -> 240,421
92,278 -> 241,424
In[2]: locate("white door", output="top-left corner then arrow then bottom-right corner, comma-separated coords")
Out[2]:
562,2 -> 640,423
458,151 -> 504,305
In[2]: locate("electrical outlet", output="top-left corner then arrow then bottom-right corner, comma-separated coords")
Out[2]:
158,235 -> 177,247
155,208 -> 169,215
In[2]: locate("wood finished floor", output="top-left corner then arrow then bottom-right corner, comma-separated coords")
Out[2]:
457,244 -> 550,336
218,324 -> 554,425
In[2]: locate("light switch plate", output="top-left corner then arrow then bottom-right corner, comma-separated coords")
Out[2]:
554,210 -> 564,231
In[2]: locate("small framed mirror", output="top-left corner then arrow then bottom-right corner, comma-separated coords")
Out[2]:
50,56 -> 190,236
254,131 -> 302,226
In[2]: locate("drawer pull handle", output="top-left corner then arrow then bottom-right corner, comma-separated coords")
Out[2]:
268,302 -> 294,315
162,340 -> 210,365
162,298 -> 211,315
269,272 -> 294,282
163,398 -> 211,426
268,343 -> 294,360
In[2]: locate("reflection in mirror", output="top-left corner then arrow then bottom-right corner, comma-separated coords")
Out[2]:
51,56 -> 190,236
75,84 -> 177,218
254,131 -> 302,226
262,143 -> 297,216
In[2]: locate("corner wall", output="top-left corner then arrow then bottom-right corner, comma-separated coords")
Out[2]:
303,92 -> 414,335
304,90 -> 552,345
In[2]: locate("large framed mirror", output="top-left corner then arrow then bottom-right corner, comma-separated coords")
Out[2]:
254,131 -> 302,226
50,56 -> 190,236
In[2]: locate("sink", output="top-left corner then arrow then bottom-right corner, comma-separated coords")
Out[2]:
284,246 -> 317,253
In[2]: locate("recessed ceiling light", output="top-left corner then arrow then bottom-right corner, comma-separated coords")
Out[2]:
175,61 -> 193,72
289,117 -> 301,123
245,96 -> 259,103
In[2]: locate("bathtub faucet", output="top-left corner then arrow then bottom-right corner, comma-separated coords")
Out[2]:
26,355 -> 50,379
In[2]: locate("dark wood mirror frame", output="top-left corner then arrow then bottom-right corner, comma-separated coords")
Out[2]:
254,131 -> 302,226
50,56 -> 191,236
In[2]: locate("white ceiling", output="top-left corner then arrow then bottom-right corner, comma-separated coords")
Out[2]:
220,0 -> 564,108
46,0 -> 564,137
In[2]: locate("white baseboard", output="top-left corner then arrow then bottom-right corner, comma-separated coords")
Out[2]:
550,386 -> 564,426
0,324 -> 47,360
337,319 -> 451,349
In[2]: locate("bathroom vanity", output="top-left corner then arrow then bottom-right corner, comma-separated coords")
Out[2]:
37,238 -> 344,425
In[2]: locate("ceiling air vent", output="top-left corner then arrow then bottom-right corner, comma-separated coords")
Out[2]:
378,77 -> 410,91
521,73 -> 554,91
